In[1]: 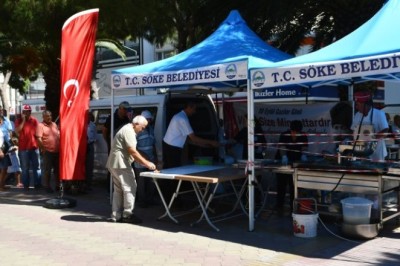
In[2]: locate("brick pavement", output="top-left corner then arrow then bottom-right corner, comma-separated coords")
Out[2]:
0,184 -> 399,266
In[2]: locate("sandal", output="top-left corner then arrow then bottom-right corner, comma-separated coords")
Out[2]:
16,183 -> 24,188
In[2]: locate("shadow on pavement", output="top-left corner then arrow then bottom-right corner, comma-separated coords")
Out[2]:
2,182 -> 400,265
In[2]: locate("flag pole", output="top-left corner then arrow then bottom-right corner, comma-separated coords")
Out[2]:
45,8 -> 99,209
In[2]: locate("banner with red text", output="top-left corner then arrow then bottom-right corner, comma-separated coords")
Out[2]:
231,102 -> 352,159
59,9 -> 99,181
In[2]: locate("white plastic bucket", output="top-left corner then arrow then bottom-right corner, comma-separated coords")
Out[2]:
292,213 -> 319,238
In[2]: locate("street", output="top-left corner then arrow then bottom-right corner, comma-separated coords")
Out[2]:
0,183 -> 399,266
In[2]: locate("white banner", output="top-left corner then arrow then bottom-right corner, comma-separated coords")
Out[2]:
232,102 -> 345,158
250,53 -> 400,89
112,61 -> 248,89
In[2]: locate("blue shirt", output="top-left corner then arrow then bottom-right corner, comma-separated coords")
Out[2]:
134,125 -> 156,169
1,117 -> 13,143
87,121 -> 97,144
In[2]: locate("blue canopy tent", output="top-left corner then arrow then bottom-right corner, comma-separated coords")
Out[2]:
111,10 -> 291,91
249,0 -> 400,90
245,0 -> 400,224
111,10 -> 292,231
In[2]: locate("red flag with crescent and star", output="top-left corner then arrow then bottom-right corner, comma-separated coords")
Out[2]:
59,9 -> 99,181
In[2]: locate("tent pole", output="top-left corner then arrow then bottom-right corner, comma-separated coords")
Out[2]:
110,87 -> 115,204
349,81 -> 354,101
349,81 -> 354,115
247,77 -> 255,231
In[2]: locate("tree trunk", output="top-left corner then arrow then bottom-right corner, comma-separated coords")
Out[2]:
0,71 -> 11,119
43,60 -> 61,120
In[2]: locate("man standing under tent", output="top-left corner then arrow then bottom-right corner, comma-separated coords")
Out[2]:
275,120 -> 308,216
102,101 -> 132,151
351,90 -> 388,161
163,102 -> 219,168
102,101 -> 131,191
162,102 -> 219,201
133,110 -> 158,208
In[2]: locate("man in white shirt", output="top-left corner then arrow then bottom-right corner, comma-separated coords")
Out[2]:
162,102 -> 219,202
163,102 -> 219,168
351,91 -> 389,161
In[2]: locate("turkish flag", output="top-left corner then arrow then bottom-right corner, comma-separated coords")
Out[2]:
59,9 -> 99,181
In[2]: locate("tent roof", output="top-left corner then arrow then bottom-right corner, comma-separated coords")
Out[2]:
112,10 -> 291,90
249,0 -> 400,89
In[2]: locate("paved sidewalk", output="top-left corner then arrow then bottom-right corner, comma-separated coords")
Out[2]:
0,184 -> 399,266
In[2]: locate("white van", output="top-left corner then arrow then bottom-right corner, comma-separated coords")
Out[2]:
22,93 -> 220,176
90,93 -> 220,175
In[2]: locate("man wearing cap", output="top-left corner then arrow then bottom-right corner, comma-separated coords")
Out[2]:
15,104 -> 41,190
102,101 -> 132,151
102,101 -> 131,191
351,90 -> 389,161
132,110 -> 157,207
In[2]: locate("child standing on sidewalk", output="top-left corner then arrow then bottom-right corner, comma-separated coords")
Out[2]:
8,137 -> 22,188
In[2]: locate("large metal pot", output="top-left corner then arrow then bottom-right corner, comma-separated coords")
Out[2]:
341,222 -> 382,239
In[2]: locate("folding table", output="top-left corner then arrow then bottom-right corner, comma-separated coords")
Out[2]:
140,165 -> 247,231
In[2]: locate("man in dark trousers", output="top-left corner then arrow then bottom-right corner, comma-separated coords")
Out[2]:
275,120 -> 308,215
162,102 -> 219,201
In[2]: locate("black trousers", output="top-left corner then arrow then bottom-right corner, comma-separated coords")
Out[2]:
276,173 -> 294,210
161,141 -> 183,201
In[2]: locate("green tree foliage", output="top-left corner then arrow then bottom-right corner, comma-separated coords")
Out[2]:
0,0 -> 387,118
0,0 -> 79,117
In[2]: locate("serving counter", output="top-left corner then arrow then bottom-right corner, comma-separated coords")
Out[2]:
293,161 -> 400,225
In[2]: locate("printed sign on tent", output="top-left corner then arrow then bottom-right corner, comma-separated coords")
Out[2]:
231,102 -> 351,158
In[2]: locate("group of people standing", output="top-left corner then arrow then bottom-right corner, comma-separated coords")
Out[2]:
0,105 -> 59,192
0,105 -> 96,193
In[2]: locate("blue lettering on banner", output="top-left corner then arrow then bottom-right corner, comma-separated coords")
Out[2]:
340,55 -> 400,74
131,77 -> 139,85
270,71 -> 293,83
142,75 -> 164,85
298,65 -> 336,80
165,68 -> 220,83
266,54 -> 400,86
127,68 -> 223,87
